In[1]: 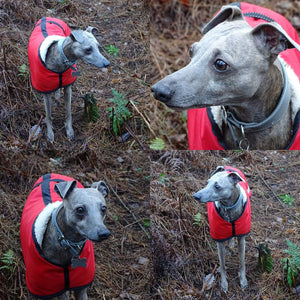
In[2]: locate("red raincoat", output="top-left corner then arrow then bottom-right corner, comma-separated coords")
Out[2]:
20,174 -> 95,298
207,166 -> 251,241
28,17 -> 77,93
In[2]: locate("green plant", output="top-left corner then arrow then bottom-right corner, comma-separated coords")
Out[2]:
256,243 -> 273,273
143,218 -> 150,228
150,137 -> 165,150
280,194 -> 295,207
18,64 -> 28,78
193,213 -> 202,226
282,239 -> 300,287
159,173 -> 170,187
82,93 -> 99,123
107,89 -> 131,135
0,249 -> 17,274
104,45 -> 119,57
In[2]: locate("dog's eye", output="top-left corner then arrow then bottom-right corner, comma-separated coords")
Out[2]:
214,183 -> 221,190
101,206 -> 107,213
214,59 -> 229,72
85,47 -> 93,55
76,207 -> 85,215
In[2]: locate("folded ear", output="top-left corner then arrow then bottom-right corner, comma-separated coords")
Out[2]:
228,172 -> 243,185
202,5 -> 244,34
86,26 -> 98,35
211,166 -> 225,176
251,22 -> 300,60
91,181 -> 109,197
70,30 -> 84,43
55,181 -> 77,199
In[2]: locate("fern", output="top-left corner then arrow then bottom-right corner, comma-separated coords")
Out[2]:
0,249 -> 17,274
256,243 -> 273,273
282,239 -> 300,287
107,89 -> 131,135
150,137 -> 165,150
82,93 -> 99,123
193,213 -> 202,226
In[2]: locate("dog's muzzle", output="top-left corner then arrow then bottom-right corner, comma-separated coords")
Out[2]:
151,82 -> 174,103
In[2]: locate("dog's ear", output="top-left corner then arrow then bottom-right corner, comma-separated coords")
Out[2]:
228,172 -> 243,185
55,181 -> 77,199
91,181 -> 109,197
86,26 -> 98,35
211,166 -> 225,176
70,30 -> 84,43
251,22 -> 300,60
202,5 -> 244,34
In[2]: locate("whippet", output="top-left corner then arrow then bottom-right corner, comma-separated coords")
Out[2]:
28,17 -> 110,142
152,3 -> 300,150
20,174 -> 111,299
193,166 -> 251,292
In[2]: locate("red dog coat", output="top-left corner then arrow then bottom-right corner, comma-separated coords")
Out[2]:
20,174 -> 95,298
28,17 -> 77,93
207,166 -> 251,241
188,2 -> 300,150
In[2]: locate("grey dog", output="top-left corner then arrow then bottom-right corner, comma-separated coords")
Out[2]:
193,166 -> 251,292
152,3 -> 300,149
28,17 -> 110,142
20,174 -> 110,299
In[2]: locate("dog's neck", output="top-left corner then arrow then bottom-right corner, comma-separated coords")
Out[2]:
217,186 -> 244,222
45,37 -> 77,73
223,59 -> 292,149
41,205 -> 85,266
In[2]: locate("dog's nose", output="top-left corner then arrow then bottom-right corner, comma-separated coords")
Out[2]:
98,228 -> 111,241
151,82 -> 174,103
193,192 -> 202,201
103,59 -> 110,68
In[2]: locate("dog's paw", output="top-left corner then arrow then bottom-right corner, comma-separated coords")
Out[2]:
66,126 -> 74,140
220,279 -> 228,293
240,276 -> 248,290
47,129 -> 55,143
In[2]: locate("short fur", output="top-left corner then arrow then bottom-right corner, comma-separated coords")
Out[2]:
152,3 -> 300,149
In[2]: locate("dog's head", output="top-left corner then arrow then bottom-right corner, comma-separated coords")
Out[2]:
193,166 -> 243,204
55,180 -> 111,242
151,4 -> 300,110
70,26 -> 110,68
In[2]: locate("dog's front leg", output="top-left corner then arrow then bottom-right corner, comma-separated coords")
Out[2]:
43,94 -> 54,143
74,287 -> 88,300
238,236 -> 248,290
64,85 -> 74,140
217,241 -> 228,292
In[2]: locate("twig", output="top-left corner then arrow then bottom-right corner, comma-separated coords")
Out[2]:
256,167 -> 300,222
129,99 -> 156,137
124,123 -> 147,150
108,183 -> 150,240
25,115 -> 44,150
198,264 -> 217,298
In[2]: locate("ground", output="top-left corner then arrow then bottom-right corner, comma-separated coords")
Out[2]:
1,0 -> 300,300
0,0 -> 150,299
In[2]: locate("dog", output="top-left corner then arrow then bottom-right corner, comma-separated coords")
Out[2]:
152,2 -> 300,150
28,17 -> 110,143
20,174 -> 111,299
193,166 -> 251,292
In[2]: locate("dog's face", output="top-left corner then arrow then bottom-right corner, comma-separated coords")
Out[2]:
55,180 -> 111,242
193,167 -> 242,204
70,29 -> 110,68
151,5 -> 298,110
